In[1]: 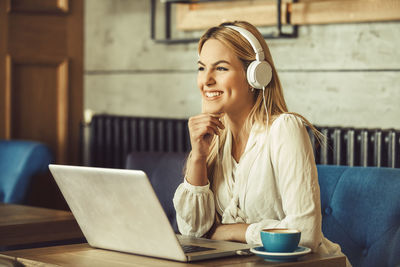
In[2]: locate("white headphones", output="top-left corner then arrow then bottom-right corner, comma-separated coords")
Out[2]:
225,25 -> 272,90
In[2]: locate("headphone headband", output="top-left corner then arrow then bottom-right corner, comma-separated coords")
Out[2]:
225,25 -> 265,61
224,24 -> 272,90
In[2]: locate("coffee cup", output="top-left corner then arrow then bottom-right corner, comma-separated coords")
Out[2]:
260,228 -> 301,253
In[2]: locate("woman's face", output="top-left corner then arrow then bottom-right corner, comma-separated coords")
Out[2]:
197,39 -> 254,117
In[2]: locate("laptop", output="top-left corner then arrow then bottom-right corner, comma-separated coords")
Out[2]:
49,164 -> 253,262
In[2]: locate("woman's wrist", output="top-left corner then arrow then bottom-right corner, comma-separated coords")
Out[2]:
186,152 -> 209,186
190,152 -> 208,163
184,177 -> 209,188
211,223 -> 249,243
230,224 -> 249,242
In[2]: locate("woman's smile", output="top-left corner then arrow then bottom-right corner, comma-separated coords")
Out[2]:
204,90 -> 224,99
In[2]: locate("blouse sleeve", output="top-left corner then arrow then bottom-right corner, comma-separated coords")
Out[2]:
245,114 -> 323,251
173,178 -> 215,237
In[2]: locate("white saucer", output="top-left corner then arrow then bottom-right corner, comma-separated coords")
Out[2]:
250,246 -> 311,262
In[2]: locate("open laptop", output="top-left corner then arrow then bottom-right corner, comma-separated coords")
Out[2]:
49,164 -> 253,262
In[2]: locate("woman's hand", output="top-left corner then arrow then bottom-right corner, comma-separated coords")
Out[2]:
185,113 -> 224,186
209,223 -> 249,243
188,113 -> 225,159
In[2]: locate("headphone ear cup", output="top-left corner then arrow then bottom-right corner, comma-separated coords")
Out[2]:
247,60 -> 272,89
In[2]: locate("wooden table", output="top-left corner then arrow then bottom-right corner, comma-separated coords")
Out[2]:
0,243 -> 346,267
0,204 -> 84,247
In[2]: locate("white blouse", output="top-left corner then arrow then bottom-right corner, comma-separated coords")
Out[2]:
173,114 -> 344,257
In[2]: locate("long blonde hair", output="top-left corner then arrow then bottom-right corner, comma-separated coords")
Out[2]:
186,21 -> 321,182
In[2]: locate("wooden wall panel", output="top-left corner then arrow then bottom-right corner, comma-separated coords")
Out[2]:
292,0 -> 400,25
1,0 -> 83,166
0,0 -> 82,209
3,56 -> 11,139
8,16 -> 66,58
8,0 -> 69,13
0,0 -> 8,138
177,0 -> 400,30
177,0 -> 287,30
8,57 -> 68,163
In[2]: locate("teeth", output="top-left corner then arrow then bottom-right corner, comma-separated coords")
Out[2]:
205,91 -> 222,98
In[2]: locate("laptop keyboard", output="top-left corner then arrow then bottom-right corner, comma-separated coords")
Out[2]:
181,244 -> 216,254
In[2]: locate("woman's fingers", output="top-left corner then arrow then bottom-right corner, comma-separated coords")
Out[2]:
188,113 -> 225,157
188,114 -> 224,147
207,113 -> 225,129
189,123 -> 218,139
189,114 -> 225,136
191,123 -> 219,137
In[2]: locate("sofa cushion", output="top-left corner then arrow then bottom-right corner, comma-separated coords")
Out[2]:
0,140 -> 54,204
317,165 -> 400,267
126,152 -> 187,233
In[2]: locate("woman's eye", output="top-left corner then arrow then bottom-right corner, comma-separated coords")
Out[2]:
198,66 -> 204,71
216,66 -> 228,71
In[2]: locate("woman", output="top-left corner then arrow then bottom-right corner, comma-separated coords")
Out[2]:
173,20 -> 347,261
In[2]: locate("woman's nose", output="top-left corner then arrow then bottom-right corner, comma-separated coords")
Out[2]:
203,70 -> 215,86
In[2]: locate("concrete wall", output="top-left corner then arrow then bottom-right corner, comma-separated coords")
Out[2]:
84,0 -> 400,129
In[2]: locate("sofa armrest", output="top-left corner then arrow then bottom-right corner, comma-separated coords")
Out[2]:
0,140 -> 54,204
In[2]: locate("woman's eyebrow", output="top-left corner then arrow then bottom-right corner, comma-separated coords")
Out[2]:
213,60 -> 231,66
197,60 -> 231,66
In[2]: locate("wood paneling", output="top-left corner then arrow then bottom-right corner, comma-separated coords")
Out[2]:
66,0 -> 84,167
177,0 -> 287,31
177,0 -> 400,30
0,0 -> 8,138
8,0 -> 69,14
1,0 -> 82,165
57,60 -> 69,164
7,57 -> 68,163
0,0 -> 83,209
292,0 -> 400,25
8,16 -> 66,58
3,56 -> 11,139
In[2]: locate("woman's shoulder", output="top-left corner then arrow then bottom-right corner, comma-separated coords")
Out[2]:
267,113 -> 310,147
270,113 -> 305,131
252,113 -> 307,139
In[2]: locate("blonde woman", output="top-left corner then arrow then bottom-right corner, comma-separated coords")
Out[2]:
173,21 -> 348,263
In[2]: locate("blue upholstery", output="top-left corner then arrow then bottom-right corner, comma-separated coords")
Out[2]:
317,165 -> 400,267
0,140 -> 54,204
126,152 -> 187,233
126,152 -> 400,267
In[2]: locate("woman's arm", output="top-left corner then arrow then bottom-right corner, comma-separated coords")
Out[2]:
186,113 -> 224,186
209,223 -> 250,242
173,181 -> 215,237
173,113 -> 224,236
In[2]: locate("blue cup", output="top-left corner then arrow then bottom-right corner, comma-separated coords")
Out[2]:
260,228 -> 301,253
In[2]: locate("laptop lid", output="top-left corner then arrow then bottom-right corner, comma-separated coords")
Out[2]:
49,164 -> 252,262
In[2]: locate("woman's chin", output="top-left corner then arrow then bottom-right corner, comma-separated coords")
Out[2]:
202,103 -> 224,114
203,107 -> 224,114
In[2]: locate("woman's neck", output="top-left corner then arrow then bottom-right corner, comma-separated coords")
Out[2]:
226,113 -> 251,163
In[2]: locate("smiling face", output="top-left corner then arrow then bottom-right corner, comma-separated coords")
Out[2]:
197,39 -> 255,118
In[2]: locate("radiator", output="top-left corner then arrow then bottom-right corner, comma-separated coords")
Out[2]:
82,114 -> 400,169
83,115 -> 191,168
307,127 -> 400,168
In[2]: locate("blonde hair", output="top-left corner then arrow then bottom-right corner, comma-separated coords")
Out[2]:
186,21 -> 322,182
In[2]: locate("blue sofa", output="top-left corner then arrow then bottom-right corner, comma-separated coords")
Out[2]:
318,165 -> 400,267
0,140 -> 54,204
126,152 -> 400,267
